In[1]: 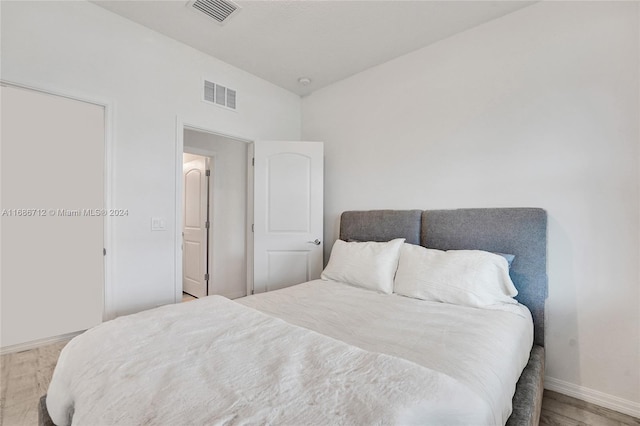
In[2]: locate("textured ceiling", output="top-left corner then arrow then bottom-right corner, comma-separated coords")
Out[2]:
92,1 -> 535,96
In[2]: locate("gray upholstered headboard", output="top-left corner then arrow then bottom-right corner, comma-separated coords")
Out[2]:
339,208 -> 548,347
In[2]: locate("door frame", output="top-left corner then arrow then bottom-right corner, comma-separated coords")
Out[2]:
0,79 -> 114,322
174,117 -> 253,303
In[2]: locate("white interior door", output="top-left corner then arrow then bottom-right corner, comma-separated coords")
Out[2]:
253,141 -> 323,293
182,155 -> 209,298
1,84 -> 105,348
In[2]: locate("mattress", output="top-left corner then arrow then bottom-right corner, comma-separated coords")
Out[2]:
238,279 -> 534,425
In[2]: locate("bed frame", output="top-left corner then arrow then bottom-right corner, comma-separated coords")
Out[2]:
340,208 -> 547,426
40,207 -> 547,426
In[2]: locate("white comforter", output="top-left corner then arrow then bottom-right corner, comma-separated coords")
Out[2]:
47,281 -> 532,425
237,280 -> 534,425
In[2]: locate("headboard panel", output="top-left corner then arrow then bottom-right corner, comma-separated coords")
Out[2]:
339,210 -> 422,245
339,208 -> 548,347
422,208 -> 547,347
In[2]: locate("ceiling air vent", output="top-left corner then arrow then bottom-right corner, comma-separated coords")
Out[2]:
203,80 -> 237,111
189,0 -> 241,25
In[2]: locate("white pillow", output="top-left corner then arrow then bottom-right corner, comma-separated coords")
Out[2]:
321,238 -> 405,294
394,244 -> 518,307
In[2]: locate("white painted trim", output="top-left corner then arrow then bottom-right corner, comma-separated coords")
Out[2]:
184,146 -> 218,159
246,142 -> 255,296
174,116 -> 253,304
0,330 -> 84,355
206,155 -> 215,297
545,376 -> 640,418
0,79 -> 115,322
102,90 -> 116,321
184,123 -> 250,144
227,290 -> 248,300
1,79 -> 109,108
175,116 -> 185,304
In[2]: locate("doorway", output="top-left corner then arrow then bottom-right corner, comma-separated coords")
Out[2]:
182,128 -> 249,300
182,153 -> 211,299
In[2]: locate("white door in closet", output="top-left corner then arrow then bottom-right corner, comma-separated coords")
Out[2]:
252,141 -> 323,294
1,84 -> 105,349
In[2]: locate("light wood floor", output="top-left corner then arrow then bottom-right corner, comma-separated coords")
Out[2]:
1,339 -> 639,426
1,340 -> 67,426
182,292 -> 197,302
540,391 -> 640,426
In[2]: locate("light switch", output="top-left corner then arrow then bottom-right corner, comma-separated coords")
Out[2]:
151,217 -> 166,231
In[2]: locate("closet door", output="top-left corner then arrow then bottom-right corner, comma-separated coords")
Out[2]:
1,85 -> 105,349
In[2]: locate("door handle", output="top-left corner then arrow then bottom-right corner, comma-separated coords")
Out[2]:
308,239 -> 321,245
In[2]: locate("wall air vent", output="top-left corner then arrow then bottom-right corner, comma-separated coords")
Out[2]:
203,80 -> 237,111
189,0 -> 241,25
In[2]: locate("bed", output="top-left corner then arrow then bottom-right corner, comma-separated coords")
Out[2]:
40,208 -> 547,425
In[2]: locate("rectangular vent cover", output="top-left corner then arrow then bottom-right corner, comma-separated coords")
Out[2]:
190,0 -> 240,24
204,80 -> 237,110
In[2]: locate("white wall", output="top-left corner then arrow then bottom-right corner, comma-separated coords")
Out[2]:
303,1 -> 640,412
1,1 -> 301,318
184,130 -> 248,300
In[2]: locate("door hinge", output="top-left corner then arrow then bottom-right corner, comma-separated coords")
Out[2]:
252,157 -> 255,166
206,169 -> 210,176
103,248 -> 106,256
251,224 -> 254,232
204,273 -> 209,281
205,221 -> 210,229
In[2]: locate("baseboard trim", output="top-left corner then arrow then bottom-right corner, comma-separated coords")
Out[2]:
545,376 -> 640,418
0,331 -> 84,355
228,291 -> 249,300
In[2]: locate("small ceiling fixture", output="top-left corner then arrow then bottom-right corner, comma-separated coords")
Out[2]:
298,77 -> 312,86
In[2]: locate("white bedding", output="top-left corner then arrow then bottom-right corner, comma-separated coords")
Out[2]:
47,280 -> 532,425
238,280 -> 534,425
